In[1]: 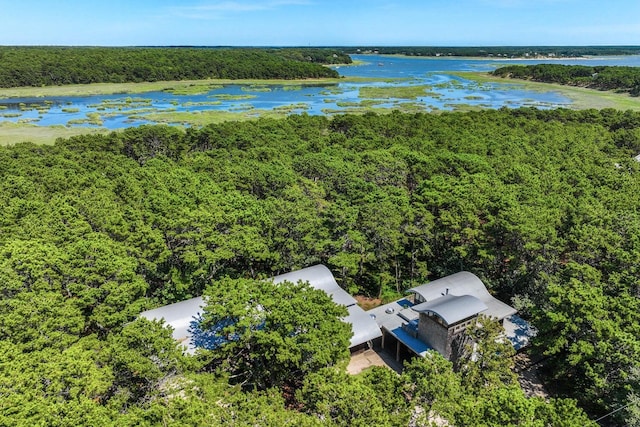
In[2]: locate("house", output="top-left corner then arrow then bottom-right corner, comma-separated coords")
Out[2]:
368,271 -> 533,362
140,266 -> 533,362
139,265 -> 382,354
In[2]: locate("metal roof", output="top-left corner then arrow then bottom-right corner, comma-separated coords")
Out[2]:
139,265 -> 376,351
272,264 -> 358,307
344,305 -> 383,347
367,299 -> 431,357
139,296 -> 205,354
367,298 -> 418,333
412,294 -> 487,326
407,272 -> 516,320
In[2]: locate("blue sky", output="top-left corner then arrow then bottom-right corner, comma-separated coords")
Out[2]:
0,0 -> 638,46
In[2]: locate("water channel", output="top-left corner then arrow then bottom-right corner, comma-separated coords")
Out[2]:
1,54 -> 639,130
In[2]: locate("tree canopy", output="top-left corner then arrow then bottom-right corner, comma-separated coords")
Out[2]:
1,108 -> 639,424
196,277 -> 352,390
492,63 -> 640,95
0,47 -> 345,88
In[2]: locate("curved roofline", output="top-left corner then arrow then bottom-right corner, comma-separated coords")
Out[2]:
141,264 -> 381,351
272,264 -> 357,307
407,271 -> 516,321
412,294 -> 487,326
408,271 -> 491,301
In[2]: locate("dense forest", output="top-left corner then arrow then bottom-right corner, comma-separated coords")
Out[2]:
268,47 -> 351,65
344,45 -> 640,58
492,64 -> 640,95
0,47 -> 347,88
1,109 -> 640,425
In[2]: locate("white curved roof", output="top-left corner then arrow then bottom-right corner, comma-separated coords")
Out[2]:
140,265 -> 380,351
273,265 -> 380,346
139,296 -> 206,354
407,271 -> 516,320
272,264 -> 357,307
344,305 -> 383,347
412,294 -> 488,326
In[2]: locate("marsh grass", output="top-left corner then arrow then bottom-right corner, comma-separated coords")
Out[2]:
228,103 -> 255,112
181,101 -> 223,107
320,88 -> 343,96
140,110 -> 258,126
212,94 -> 257,101
241,85 -> 271,92
336,100 -> 386,107
272,103 -> 309,112
68,112 -> 103,126
18,118 -> 40,124
452,71 -> 640,110
89,98 -> 153,109
0,78 -> 344,99
447,103 -> 487,112
0,121 -> 109,146
141,102 -> 311,125
99,107 -> 166,118
322,101 -> 427,115
165,83 -> 224,95
359,85 -> 439,99
3,69 -> 639,147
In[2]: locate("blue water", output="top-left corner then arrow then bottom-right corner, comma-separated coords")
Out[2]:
1,54 -> 639,130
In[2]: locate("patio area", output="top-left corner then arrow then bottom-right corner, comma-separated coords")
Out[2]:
347,348 -> 403,375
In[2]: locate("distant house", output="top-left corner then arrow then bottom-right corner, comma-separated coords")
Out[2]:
368,271 -> 533,361
139,265 -> 382,354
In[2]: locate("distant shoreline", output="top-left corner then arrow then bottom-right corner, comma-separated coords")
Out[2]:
357,53 -> 637,61
451,71 -> 640,110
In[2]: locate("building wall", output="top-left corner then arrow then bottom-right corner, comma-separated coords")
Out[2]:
417,313 -> 450,357
417,313 -> 478,360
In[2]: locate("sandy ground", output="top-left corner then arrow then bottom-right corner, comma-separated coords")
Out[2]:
347,348 -> 403,375
514,353 -> 549,398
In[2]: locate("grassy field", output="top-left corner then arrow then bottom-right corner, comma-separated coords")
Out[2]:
0,78 -> 345,99
452,71 -> 640,110
0,121 -> 110,146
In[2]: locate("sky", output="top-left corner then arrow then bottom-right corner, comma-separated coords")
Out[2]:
0,0 -> 638,46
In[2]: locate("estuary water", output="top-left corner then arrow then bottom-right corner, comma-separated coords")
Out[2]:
1,54 -> 639,130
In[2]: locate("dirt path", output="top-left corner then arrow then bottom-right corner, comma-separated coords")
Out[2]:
514,353 -> 549,399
